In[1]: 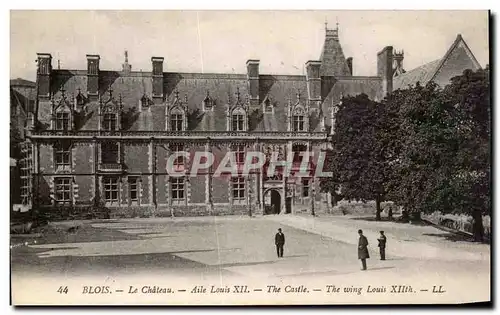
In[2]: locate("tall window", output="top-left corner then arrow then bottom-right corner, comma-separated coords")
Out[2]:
293,115 -> 305,131
232,113 -> 245,131
128,177 -> 139,203
293,144 -> 307,163
101,142 -> 119,164
233,145 -> 245,164
55,177 -> 71,205
171,113 -> 184,131
302,179 -> 310,197
103,177 -> 119,204
103,113 -> 117,131
232,177 -> 245,200
171,177 -> 185,201
170,144 -> 185,166
55,112 -> 70,131
55,141 -> 71,168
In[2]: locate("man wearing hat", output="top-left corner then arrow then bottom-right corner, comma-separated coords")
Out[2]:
275,228 -> 285,258
378,231 -> 387,260
357,229 -> 369,270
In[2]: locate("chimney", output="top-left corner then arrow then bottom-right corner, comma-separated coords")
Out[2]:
346,57 -> 353,75
36,53 -> 52,98
151,57 -> 164,103
393,50 -> 405,77
246,60 -> 259,105
377,46 -> 393,97
122,50 -> 132,74
86,54 -> 100,100
305,60 -> 322,101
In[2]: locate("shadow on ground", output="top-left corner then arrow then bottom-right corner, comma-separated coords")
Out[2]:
11,248 -> 243,277
422,232 -> 477,243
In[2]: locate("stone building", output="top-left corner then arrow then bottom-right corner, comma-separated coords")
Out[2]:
24,26 -> 481,219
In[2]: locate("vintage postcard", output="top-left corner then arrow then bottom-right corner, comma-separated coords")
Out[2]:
9,10 -> 491,305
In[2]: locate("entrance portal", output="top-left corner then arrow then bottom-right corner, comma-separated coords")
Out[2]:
264,189 -> 281,215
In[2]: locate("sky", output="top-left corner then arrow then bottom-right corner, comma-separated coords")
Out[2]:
10,10 -> 489,81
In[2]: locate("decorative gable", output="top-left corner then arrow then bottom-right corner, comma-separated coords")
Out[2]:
226,87 -> 249,132
51,88 -> 73,131
202,91 -> 216,112
166,89 -> 188,131
286,91 -> 310,132
262,94 -> 275,114
98,89 -> 123,131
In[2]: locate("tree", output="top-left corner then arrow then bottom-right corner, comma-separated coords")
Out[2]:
386,69 -> 490,241
444,68 -> 490,241
321,94 -> 390,220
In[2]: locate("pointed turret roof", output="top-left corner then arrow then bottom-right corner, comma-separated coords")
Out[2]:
319,24 -> 351,77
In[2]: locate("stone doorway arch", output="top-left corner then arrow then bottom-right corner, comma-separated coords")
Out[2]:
263,189 -> 282,215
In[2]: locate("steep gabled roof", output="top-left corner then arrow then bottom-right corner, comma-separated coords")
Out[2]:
319,27 -> 351,77
393,34 -> 482,90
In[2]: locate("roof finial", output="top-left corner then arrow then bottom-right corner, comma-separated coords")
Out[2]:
235,87 -> 241,102
108,88 -> 113,99
125,50 -> 128,63
325,17 -> 328,31
336,16 -> 339,30
57,59 -> 60,70
174,89 -> 180,101
296,90 -> 301,101
60,86 -> 65,96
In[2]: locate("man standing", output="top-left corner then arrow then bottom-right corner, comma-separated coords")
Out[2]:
275,228 -> 285,258
358,229 -> 369,270
378,231 -> 387,260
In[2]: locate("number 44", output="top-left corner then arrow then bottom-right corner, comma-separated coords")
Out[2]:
57,286 -> 69,294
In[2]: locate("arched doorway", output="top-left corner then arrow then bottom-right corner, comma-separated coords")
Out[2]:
264,189 -> 281,215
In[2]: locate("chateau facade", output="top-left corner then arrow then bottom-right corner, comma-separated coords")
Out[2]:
23,26 -> 481,219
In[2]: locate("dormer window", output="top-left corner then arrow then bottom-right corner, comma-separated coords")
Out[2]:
170,109 -> 184,131
103,113 -> 117,131
167,89 -> 188,131
264,98 -> 273,113
99,89 -> 123,131
233,113 -> 245,131
55,112 -> 70,131
141,94 -> 150,109
293,115 -> 305,131
203,91 -> 215,112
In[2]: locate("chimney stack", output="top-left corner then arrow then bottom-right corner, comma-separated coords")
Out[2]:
377,46 -> 394,97
36,53 -> 52,98
122,50 -> 132,73
246,60 -> 260,105
305,60 -> 322,102
151,57 -> 164,103
346,57 -> 353,75
86,54 -> 100,100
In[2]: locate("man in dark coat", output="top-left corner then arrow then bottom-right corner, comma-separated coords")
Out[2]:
378,231 -> 387,260
275,228 -> 285,258
358,229 -> 369,270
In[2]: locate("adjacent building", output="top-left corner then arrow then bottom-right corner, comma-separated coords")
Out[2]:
23,26 -> 482,219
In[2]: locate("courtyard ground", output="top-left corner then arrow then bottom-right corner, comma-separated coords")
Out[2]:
10,214 -> 490,305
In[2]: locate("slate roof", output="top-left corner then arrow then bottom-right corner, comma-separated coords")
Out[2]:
319,29 -> 352,77
38,70 -> 381,132
393,59 -> 441,90
10,78 -> 36,88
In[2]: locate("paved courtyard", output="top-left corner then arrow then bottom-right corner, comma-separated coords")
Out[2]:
10,215 -> 491,304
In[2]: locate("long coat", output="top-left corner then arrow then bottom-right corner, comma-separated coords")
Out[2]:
275,233 -> 285,246
358,235 -> 370,259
